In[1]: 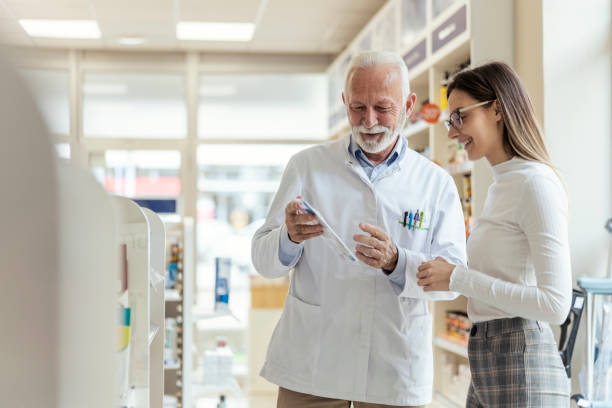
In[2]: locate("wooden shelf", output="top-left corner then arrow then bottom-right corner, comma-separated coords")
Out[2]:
404,120 -> 430,138
165,289 -> 181,302
434,335 -> 468,359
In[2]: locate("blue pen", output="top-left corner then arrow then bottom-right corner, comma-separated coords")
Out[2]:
414,209 -> 420,229
408,211 -> 413,230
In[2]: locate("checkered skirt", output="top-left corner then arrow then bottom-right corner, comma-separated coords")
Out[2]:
466,317 -> 570,407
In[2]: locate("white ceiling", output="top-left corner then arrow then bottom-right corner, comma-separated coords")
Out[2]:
0,0 -> 387,54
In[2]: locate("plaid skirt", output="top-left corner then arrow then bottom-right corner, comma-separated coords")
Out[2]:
466,317 -> 570,407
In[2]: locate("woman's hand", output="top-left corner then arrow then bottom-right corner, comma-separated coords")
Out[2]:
417,257 -> 456,292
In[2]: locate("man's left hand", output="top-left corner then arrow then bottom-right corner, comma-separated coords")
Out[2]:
353,223 -> 398,271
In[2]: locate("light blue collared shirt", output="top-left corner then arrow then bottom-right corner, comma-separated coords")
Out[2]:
278,134 -> 408,291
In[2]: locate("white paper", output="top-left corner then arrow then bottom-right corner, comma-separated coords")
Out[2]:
301,199 -> 359,264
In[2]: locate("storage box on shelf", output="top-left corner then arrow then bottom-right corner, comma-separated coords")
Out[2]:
327,0 -> 513,405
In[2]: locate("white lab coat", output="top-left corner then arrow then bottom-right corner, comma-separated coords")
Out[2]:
251,134 -> 467,406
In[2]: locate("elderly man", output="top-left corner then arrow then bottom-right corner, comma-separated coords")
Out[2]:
251,51 -> 466,407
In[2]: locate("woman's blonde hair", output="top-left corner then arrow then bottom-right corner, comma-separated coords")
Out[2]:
447,61 -> 554,169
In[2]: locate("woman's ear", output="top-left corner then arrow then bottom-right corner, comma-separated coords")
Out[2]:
493,100 -> 502,121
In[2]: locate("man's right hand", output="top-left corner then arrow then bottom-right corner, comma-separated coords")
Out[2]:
285,196 -> 324,243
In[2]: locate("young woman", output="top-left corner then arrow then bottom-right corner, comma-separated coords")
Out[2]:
416,62 -> 572,407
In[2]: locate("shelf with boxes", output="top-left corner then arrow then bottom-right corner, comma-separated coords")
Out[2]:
163,217 -> 194,408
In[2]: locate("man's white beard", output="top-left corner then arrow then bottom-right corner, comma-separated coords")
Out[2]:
352,110 -> 405,154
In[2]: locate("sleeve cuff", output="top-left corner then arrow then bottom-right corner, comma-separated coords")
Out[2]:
278,224 -> 303,267
384,247 -> 407,294
449,264 -> 467,293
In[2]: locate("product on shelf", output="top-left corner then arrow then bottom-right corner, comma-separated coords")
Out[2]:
440,71 -> 450,111
117,305 -> 131,405
119,243 -> 128,293
164,317 -> 180,368
215,257 -> 232,311
166,241 -> 181,290
201,337 -> 234,385
445,310 -> 471,345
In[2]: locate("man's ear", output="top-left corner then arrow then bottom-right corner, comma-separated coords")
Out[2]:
405,92 -> 417,115
342,92 -> 346,105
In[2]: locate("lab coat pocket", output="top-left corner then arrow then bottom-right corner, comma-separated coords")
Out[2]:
392,206 -> 434,253
268,293 -> 321,381
401,312 -> 433,386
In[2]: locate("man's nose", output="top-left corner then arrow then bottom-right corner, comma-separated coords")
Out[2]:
363,107 -> 378,128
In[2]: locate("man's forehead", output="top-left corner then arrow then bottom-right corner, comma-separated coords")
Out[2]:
349,65 -> 400,86
347,66 -> 402,100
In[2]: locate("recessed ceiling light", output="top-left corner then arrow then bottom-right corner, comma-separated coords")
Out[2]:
117,36 -> 145,46
176,22 -> 255,42
19,19 -> 101,39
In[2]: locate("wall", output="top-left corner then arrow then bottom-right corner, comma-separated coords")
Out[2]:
542,0 -> 612,395
514,0 -> 544,125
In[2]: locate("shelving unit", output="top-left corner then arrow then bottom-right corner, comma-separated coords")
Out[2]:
163,217 -> 194,408
114,197 -> 167,408
326,0 -> 513,405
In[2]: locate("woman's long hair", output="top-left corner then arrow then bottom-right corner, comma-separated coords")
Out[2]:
447,61 -> 554,169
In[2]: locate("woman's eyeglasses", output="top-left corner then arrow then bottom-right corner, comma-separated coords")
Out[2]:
444,100 -> 496,131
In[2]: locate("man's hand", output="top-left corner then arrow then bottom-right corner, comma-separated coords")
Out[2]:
353,222 -> 398,271
285,196 -> 323,243
416,257 -> 455,291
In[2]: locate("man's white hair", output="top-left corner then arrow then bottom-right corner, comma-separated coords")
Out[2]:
343,51 -> 411,104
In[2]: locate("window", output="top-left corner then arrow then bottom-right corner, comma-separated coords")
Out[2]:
83,72 -> 187,138
198,74 -> 327,140
90,150 -> 181,199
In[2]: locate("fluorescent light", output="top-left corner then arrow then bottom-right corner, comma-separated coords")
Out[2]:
117,36 -> 145,46
176,22 -> 255,41
19,19 -> 101,39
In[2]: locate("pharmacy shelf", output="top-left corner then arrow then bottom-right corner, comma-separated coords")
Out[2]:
193,308 -> 240,321
404,120 -> 430,138
163,217 -> 194,408
164,362 -> 181,370
434,391 -> 463,408
445,161 -> 474,175
165,289 -> 181,302
191,378 -> 243,398
433,336 -> 468,359
114,198 -> 166,408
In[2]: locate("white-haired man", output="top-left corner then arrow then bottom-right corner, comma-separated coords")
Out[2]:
252,51 -> 467,407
